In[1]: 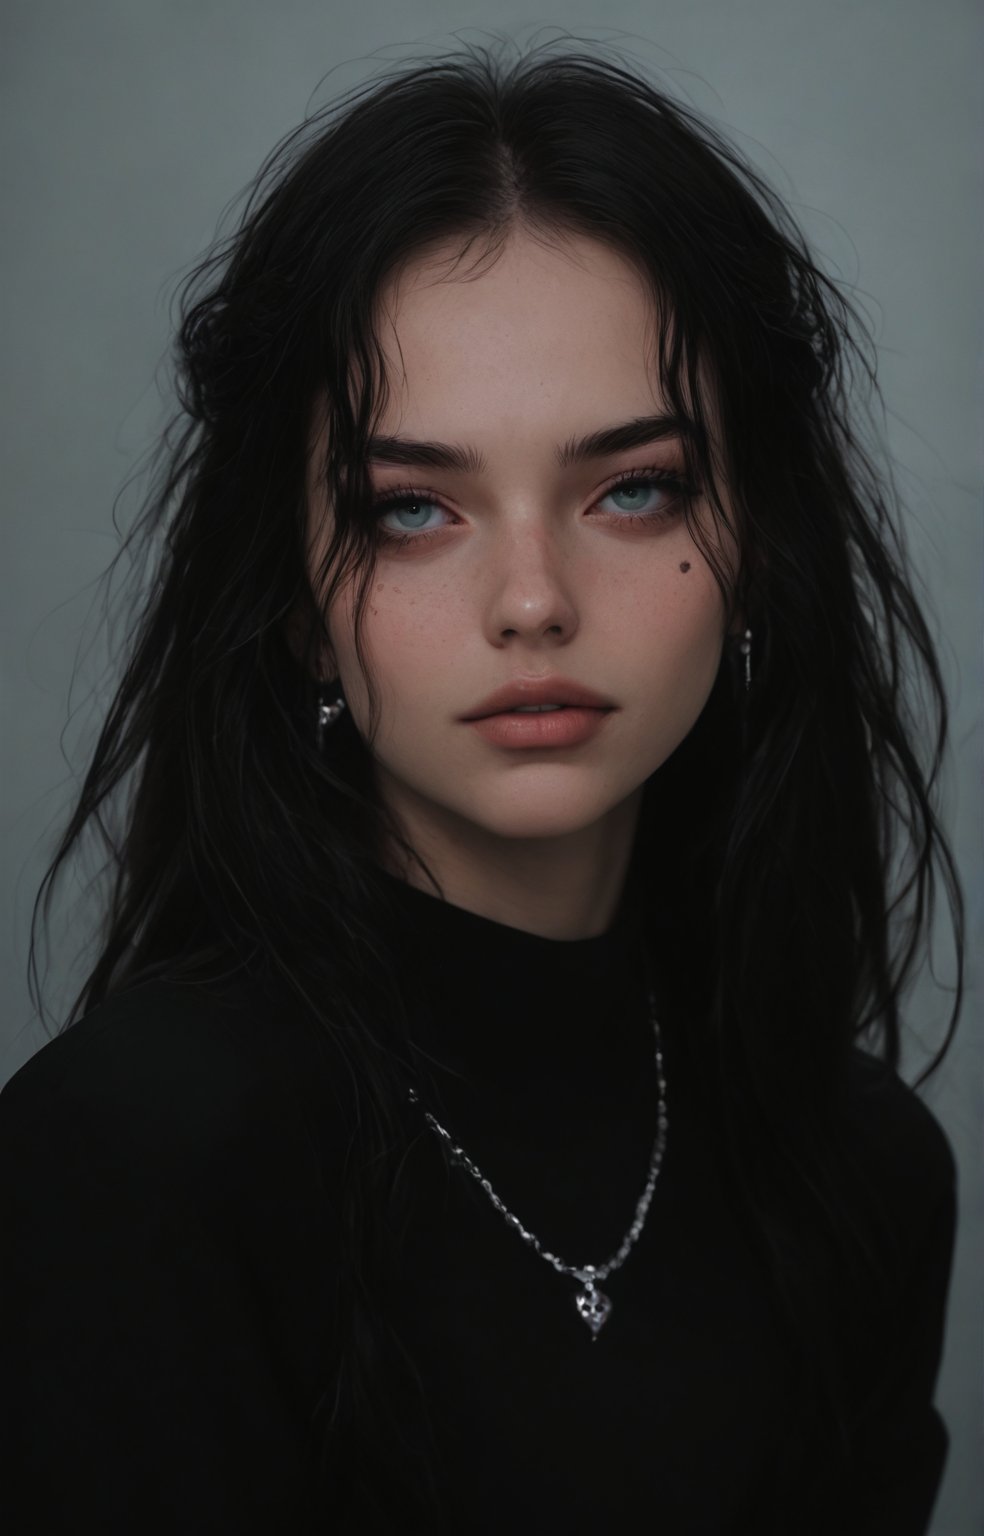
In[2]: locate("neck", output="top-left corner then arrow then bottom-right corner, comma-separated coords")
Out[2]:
377,784 -> 644,941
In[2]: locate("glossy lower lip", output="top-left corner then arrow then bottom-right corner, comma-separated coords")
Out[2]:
465,706 -> 614,748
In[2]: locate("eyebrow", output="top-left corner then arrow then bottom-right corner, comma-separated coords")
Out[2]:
365,413 -> 691,474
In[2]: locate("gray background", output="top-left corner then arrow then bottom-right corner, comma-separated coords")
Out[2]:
2,2 -> 981,1529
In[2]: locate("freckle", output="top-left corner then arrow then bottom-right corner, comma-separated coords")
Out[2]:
679,561 -> 691,573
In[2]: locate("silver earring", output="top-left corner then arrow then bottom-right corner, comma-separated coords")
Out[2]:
316,682 -> 347,748
738,627 -> 753,691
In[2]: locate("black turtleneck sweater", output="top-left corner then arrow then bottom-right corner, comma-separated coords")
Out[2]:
0,871 -> 957,1534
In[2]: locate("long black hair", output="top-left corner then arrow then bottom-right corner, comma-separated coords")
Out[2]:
27,34 -> 964,1531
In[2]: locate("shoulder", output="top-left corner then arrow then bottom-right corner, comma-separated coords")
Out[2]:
840,1045 -> 957,1262
0,978 -> 346,1521
843,1046 -> 956,1185
1,978 -> 269,1154
0,974 -> 351,1186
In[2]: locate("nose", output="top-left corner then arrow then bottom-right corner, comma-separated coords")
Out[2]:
482,518 -> 580,649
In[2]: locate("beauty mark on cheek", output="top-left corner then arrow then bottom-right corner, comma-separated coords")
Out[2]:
679,561 -> 691,572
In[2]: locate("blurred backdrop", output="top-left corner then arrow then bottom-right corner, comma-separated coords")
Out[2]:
1,3 -> 980,1530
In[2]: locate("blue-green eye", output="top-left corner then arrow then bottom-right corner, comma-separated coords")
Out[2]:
369,464 -> 694,547
370,487 -> 448,539
378,498 -> 441,532
600,470 -> 691,520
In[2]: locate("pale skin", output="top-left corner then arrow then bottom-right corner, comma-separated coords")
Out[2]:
305,226 -> 742,940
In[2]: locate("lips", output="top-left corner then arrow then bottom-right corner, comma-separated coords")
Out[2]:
467,705 -> 614,750
462,676 -> 614,720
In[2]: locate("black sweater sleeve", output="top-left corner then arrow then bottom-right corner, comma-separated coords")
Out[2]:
0,981 -> 344,1536
840,1103 -> 958,1535
734,1055 -> 959,1536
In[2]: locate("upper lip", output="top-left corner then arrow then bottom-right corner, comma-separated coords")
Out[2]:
461,676 -> 615,720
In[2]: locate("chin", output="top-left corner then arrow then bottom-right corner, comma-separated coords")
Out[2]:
454,793 -> 628,844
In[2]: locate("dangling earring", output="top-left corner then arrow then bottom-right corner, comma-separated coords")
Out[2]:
316,679 -> 347,749
739,627 -> 753,692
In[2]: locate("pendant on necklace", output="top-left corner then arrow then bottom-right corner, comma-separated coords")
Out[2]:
574,1267 -> 612,1339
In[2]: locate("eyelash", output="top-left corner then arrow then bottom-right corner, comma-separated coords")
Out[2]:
368,464 -> 696,548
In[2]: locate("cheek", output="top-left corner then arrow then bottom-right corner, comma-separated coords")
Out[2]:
626,559 -> 724,654
369,582 -> 456,663
331,579 -> 457,706
630,594 -> 725,735
677,595 -> 727,680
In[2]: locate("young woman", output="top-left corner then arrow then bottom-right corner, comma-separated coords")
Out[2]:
0,39 -> 965,1536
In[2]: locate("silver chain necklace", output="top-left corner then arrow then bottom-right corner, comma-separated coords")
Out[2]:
405,957 -> 669,1341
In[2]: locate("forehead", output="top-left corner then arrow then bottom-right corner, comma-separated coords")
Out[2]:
369,228 -> 666,428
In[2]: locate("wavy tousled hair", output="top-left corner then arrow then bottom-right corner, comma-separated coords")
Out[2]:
27,35 -> 964,1532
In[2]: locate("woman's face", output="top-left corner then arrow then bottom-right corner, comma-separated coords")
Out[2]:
307,227 -> 739,882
